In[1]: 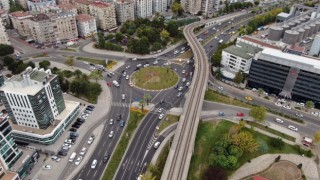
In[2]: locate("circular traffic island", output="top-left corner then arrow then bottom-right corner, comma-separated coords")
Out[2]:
131,66 -> 179,90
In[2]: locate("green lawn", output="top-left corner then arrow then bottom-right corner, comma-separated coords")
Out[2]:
158,114 -> 180,133
246,121 -> 296,142
102,111 -> 145,180
76,57 -> 105,66
188,120 -> 311,179
131,67 -> 179,90
60,48 -> 77,52
205,89 -> 253,108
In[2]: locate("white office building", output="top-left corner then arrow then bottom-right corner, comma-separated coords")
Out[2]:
201,0 -> 214,16
153,0 -> 167,13
135,0 -> 153,18
221,42 -> 262,78
114,0 -> 135,24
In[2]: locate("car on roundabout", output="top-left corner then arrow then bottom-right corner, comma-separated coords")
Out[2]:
275,102 -> 282,107
245,96 -> 253,101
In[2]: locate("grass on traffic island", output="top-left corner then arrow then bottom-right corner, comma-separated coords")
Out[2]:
188,120 -> 312,180
102,111 -> 146,180
175,50 -> 193,59
158,114 -> 180,133
60,48 -> 77,52
131,67 -> 179,90
204,89 -> 304,124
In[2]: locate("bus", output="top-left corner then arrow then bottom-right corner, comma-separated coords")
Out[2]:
69,152 -> 77,162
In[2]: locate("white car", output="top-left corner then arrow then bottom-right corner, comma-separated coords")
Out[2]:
275,102 -> 282,107
79,147 -> 87,155
252,88 -> 257,92
109,131 -> 114,138
137,64 -> 142,67
143,64 -> 149,67
43,165 -> 52,170
63,143 -> 72,149
296,113 -> 303,118
186,82 -> 191,87
178,86 -> 183,91
109,119 -> 114,125
174,50 -> 179,54
297,102 -> 305,107
126,65 -> 131,69
275,118 -> 284,124
278,99 -> 286,103
283,105 -> 292,110
288,125 -> 298,132
182,78 -> 186,82
159,114 -> 164,120
87,137 -> 94,144
122,72 -> 126,77
218,86 -> 224,91
182,70 -> 186,74
132,58 -> 137,61
158,108 -> 163,113
153,60 -> 158,65
75,156 -> 83,165
126,75 -> 129,80
91,159 -> 98,169
311,112 -> 319,116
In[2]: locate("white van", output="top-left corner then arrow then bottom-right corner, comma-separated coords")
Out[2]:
122,94 -> 126,100
69,152 -> 77,162
153,141 -> 161,149
91,159 -> 98,169
113,80 -> 120,87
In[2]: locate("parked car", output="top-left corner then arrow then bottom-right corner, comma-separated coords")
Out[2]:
75,156 -> 83,165
245,96 -> 253,101
158,108 -> 163,113
79,147 -> 87,155
218,112 -> 225,116
177,92 -> 183,98
87,136 -> 94,144
58,150 -> 67,156
43,165 -> 52,170
178,86 -> 183,91
69,128 -> 77,132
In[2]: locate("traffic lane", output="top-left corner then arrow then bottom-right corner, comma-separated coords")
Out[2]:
201,101 -> 313,135
115,112 -> 160,180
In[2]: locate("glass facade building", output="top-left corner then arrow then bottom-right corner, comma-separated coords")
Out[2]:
248,48 -> 320,106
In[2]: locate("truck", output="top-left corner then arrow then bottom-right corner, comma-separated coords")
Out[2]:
219,39 -> 223,44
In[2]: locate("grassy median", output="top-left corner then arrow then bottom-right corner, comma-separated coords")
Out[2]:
158,114 -> 180,133
102,111 -> 145,180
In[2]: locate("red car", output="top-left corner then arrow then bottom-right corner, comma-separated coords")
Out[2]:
236,112 -> 245,117
106,82 -> 112,87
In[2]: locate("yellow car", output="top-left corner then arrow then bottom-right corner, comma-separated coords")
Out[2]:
245,96 -> 253,101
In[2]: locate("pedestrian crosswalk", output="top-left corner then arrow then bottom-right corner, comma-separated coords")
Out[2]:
147,134 -> 158,150
112,102 -> 130,108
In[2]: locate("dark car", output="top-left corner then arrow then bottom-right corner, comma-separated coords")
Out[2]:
135,67 -> 140,71
159,100 -> 165,104
103,154 -> 110,163
75,121 -> 83,125
120,120 -> 125,127
117,114 -> 121,121
77,118 -> 85,123
58,150 -> 68,156
70,132 -> 79,137
72,124 -> 80,128
69,128 -> 77,132
86,107 -> 93,111
174,85 -> 178,89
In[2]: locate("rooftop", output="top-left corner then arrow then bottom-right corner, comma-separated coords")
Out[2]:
89,1 -> 112,8
76,14 -> 95,22
223,42 -> 262,59
0,113 -> 8,126
75,0 -> 91,5
258,48 -> 320,72
58,3 -> 76,9
10,148 -> 35,172
241,36 -> 282,50
115,0 -> 133,4
10,100 -> 79,135
30,13 -> 50,22
9,11 -> 32,18
1,171 -> 19,180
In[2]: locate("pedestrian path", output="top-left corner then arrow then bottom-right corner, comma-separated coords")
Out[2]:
112,102 -> 130,108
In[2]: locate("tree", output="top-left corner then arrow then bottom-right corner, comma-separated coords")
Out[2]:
211,49 -> 222,66
166,21 -> 179,37
306,100 -> 315,112
115,32 -> 123,42
233,71 -> 244,84
151,42 -> 162,51
70,80 -> 81,96
171,2 -> 183,16
65,57 -> 74,67
144,94 -> 152,105
0,44 -> 14,56
258,88 -> 264,96
254,1 -> 260,6
139,99 -> 145,111
97,32 -> 105,48
2,56 -> 15,66
26,61 -> 35,68
204,166 -> 227,180
231,131 -> 259,153
60,79 -> 70,92
269,137 -> 285,149
160,29 -> 170,42
314,131 -> 320,143
39,60 -> 51,69
140,171 -> 156,180
9,0 -> 24,13
74,69 -> 82,79
249,106 -> 266,123
89,70 -> 103,82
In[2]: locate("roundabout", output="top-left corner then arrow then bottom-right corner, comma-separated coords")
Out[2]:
131,66 -> 179,91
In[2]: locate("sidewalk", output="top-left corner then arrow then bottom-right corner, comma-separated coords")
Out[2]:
80,41 -> 185,59
230,154 -> 319,180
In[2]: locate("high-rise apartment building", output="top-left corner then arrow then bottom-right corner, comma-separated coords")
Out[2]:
153,0 -> 167,13
29,14 -> 56,45
58,3 -> 78,14
27,0 -> 57,12
50,12 -> 78,43
135,0 -> 153,18
0,12 -> 9,45
9,11 -> 33,38
181,0 -> 201,14
0,67 -> 80,144
114,0 -> 135,24
75,0 -> 91,14
89,1 -> 116,30
201,0 -> 214,17
76,14 -> 97,38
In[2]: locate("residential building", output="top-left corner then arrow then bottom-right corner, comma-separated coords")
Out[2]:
114,0 -> 135,24
248,48 -> 320,107
181,0 -> 201,14
0,12 -> 9,45
135,0 -> 153,18
9,11 -> 33,37
221,42 -> 262,79
56,0 -> 72,4
27,0 -> 57,12
201,0 -> 214,17
75,0 -> 91,14
50,12 -> 78,43
89,1 -> 116,30
29,14 -> 55,45
153,0 -> 167,13
58,3 -> 78,14
76,14 -> 96,38
0,67 -> 80,144
0,0 -> 10,11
